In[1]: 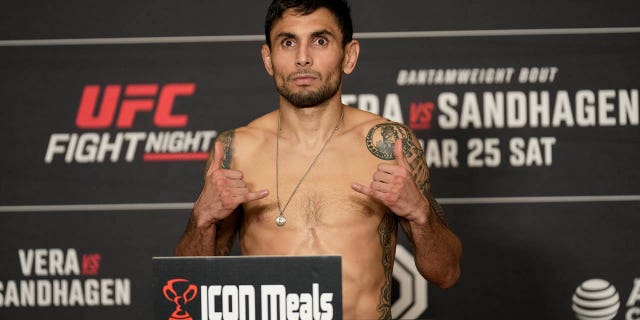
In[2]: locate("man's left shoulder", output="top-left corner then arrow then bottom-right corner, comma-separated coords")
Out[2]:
364,121 -> 415,138
348,119 -> 408,162
347,108 -> 392,135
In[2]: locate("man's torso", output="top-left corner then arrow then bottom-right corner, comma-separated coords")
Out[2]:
227,108 -> 399,319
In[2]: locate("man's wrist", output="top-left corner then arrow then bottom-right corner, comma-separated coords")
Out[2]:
192,209 -> 219,230
408,197 -> 431,226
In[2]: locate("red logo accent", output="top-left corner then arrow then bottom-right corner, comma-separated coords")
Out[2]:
81,253 -> 102,276
163,279 -> 198,320
409,102 -> 435,130
143,152 -> 209,162
75,83 -> 195,129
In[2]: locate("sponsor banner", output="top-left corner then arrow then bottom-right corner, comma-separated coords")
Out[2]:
0,1 -> 639,320
0,212 -> 429,319
426,202 -> 640,319
0,248 -> 131,308
46,82 -> 214,164
152,256 -> 342,320
0,43 -> 275,205
0,211 -> 187,318
343,34 -> 640,198
2,35 -> 639,205
1,1 -> 638,40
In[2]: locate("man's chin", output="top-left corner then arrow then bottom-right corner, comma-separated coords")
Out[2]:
285,97 -> 326,108
276,81 -> 340,108
280,90 -> 330,108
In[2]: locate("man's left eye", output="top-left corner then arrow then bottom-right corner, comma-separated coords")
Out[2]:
314,38 -> 328,46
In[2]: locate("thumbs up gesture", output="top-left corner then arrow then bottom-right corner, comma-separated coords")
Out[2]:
352,139 -> 429,224
193,141 -> 269,228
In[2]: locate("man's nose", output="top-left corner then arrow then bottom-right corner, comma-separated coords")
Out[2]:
295,45 -> 312,67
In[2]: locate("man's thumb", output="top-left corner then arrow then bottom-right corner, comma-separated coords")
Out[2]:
207,141 -> 225,174
393,139 -> 409,168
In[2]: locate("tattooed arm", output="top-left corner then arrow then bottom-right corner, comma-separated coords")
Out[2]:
175,130 -> 267,256
352,122 -> 462,288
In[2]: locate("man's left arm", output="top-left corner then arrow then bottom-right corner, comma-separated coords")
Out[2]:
352,122 -> 462,289
396,149 -> 462,289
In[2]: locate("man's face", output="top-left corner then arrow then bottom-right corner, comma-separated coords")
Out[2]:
262,8 -> 349,108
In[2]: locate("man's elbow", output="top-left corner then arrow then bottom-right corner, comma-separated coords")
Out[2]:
435,237 -> 463,289
419,249 -> 462,289
432,265 -> 460,289
175,243 -> 188,256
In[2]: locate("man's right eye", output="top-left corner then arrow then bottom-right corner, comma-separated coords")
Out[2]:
282,39 -> 295,47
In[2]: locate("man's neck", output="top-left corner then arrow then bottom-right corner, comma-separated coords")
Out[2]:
277,99 -> 345,146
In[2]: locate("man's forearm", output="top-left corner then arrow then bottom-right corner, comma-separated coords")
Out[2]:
410,217 -> 462,289
401,195 -> 462,288
175,215 -> 217,256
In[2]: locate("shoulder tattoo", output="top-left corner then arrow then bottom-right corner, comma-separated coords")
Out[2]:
367,123 -> 449,226
366,122 -> 407,160
366,122 -> 429,190
217,130 -> 235,169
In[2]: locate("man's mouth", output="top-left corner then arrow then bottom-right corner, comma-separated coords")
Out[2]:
290,72 -> 320,85
293,76 -> 315,85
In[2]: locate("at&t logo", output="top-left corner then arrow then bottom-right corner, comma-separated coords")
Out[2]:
572,278 -> 640,320
572,279 -> 620,320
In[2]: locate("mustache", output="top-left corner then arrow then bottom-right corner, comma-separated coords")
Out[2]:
287,69 -> 322,81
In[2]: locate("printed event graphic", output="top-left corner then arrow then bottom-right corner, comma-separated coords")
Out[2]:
1,1 -> 639,319
0,248 -> 131,308
44,82 -> 217,164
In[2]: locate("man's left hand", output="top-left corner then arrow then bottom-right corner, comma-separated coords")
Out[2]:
352,139 -> 429,225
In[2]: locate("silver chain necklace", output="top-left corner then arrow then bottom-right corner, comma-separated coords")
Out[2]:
275,107 -> 344,227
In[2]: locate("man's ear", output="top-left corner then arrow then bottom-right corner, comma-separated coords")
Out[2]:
261,44 -> 274,76
342,40 -> 360,75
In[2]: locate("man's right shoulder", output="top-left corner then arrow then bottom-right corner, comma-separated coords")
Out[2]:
215,111 -> 277,150
209,112 -> 276,170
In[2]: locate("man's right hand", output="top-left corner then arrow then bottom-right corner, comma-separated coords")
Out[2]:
192,141 -> 269,228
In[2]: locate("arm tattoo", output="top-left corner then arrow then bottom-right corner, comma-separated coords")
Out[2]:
204,129 -> 238,256
366,122 -> 430,191
217,130 -> 235,169
376,212 -> 396,320
366,122 -> 405,160
425,189 -> 448,226
399,219 -> 416,252
368,122 -> 448,247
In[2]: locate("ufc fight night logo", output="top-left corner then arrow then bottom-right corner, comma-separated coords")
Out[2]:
44,82 -> 217,163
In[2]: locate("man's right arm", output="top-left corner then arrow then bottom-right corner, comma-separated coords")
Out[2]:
174,208 -> 240,256
175,130 -> 268,256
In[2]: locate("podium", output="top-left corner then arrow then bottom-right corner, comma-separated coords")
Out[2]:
152,256 -> 342,320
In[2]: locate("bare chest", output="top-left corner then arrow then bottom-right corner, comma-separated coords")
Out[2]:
236,143 -> 386,229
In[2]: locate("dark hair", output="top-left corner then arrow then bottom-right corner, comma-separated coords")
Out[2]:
264,0 -> 353,47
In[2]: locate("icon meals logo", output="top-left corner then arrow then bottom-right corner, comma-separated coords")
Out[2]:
163,279 -> 198,320
44,82 -> 217,164
572,279 -> 621,320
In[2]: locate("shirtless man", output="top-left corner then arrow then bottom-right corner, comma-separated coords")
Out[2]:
175,0 -> 462,318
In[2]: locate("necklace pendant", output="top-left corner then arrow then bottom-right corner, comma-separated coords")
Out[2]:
275,215 -> 287,227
